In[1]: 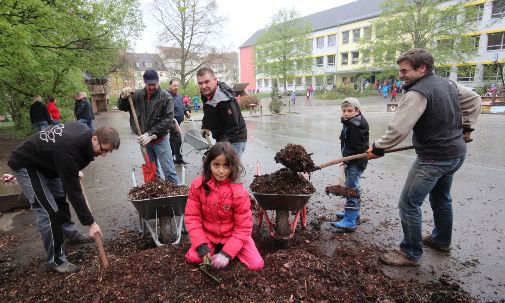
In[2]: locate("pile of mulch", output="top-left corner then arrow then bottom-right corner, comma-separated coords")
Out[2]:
250,168 -> 316,194
274,144 -> 316,172
325,185 -> 359,198
0,230 -> 476,303
128,178 -> 189,200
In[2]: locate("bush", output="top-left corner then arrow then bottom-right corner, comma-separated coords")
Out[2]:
238,95 -> 260,110
268,98 -> 283,114
319,84 -> 370,100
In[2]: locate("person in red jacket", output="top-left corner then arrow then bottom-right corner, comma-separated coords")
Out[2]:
47,96 -> 61,124
184,142 -> 263,270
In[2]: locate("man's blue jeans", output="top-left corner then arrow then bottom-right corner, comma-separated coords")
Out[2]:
399,156 -> 465,261
344,163 -> 365,209
77,119 -> 93,129
145,136 -> 180,184
33,121 -> 49,132
231,141 -> 246,159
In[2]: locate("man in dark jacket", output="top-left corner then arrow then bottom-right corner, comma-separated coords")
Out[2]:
29,95 -> 52,131
168,79 -> 191,165
74,92 -> 94,129
368,49 -> 481,266
197,67 -> 247,157
118,69 -> 179,184
8,123 -> 120,273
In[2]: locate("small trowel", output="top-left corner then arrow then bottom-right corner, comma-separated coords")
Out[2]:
199,256 -> 222,284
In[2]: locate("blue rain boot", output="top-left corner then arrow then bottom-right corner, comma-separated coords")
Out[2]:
335,211 -> 361,223
330,208 -> 360,232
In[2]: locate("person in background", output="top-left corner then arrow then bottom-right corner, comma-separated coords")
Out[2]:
168,79 -> 191,165
74,92 -> 94,129
47,96 -> 61,125
391,86 -> 398,102
185,142 -> 264,270
183,95 -> 191,107
291,90 -> 297,105
29,95 -> 52,132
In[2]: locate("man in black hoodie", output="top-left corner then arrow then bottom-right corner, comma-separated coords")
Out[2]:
8,122 -> 120,273
197,67 -> 247,157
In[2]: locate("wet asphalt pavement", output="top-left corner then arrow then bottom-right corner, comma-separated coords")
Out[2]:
1,95 -> 504,301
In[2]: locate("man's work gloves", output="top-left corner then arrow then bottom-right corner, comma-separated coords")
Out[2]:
463,128 -> 474,143
200,128 -> 210,138
137,133 -> 157,146
367,144 -> 384,160
120,87 -> 134,99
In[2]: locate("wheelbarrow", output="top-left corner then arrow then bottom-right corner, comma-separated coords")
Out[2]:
183,117 -> 213,154
130,169 -> 187,246
252,192 -> 312,242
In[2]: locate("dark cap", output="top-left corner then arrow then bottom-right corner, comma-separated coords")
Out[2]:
143,69 -> 159,84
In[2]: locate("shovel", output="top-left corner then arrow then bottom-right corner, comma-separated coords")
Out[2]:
128,95 -> 156,183
312,145 -> 414,171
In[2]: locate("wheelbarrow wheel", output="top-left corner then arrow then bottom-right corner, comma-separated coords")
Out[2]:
275,209 -> 290,238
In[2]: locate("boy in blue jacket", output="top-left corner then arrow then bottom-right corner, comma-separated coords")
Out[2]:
330,97 -> 369,232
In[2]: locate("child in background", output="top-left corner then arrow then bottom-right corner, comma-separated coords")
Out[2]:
291,90 -> 296,105
330,97 -> 369,232
391,87 -> 397,102
184,142 -> 264,270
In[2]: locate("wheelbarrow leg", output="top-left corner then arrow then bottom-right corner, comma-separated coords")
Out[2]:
172,215 -> 184,245
301,207 -> 307,229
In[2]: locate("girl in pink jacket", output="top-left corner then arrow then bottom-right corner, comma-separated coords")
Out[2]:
184,142 -> 264,270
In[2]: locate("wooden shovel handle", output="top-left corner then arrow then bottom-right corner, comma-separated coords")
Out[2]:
128,95 -> 150,163
317,145 -> 414,170
94,233 -> 109,269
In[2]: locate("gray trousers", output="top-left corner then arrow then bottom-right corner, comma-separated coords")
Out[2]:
13,168 -> 82,266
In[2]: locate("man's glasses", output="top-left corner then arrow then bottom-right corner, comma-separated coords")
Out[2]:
99,142 -> 112,154
397,67 -> 414,74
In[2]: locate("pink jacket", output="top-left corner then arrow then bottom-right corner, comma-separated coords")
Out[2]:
184,176 -> 252,258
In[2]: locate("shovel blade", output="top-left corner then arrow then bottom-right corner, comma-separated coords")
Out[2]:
142,161 -> 157,183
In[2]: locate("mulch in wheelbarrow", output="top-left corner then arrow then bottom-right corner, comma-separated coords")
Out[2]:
275,144 -> 316,173
0,230 -> 476,303
250,168 -> 316,194
128,178 -> 189,200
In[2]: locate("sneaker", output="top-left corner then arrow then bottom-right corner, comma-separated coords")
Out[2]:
422,234 -> 451,252
174,159 -> 188,165
48,262 -> 80,274
66,234 -> 94,245
379,250 -> 420,266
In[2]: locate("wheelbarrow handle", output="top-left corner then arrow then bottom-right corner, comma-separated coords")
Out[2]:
315,145 -> 414,171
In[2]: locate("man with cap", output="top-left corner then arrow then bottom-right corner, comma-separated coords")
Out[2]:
118,69 -> 179,184
329,97 -> 369,232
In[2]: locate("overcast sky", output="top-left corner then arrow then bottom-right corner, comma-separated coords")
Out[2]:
133,0 -> 356,53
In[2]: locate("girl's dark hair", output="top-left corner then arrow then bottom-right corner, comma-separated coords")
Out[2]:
202,142 -> 244,195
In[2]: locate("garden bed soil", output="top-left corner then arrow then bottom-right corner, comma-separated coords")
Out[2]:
0,229 -> 476,303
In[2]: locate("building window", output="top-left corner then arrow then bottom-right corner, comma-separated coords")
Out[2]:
296,77 -> 302,86
492,0 -> 505,19
362,49 -> 370,63
327,55 -> 335,66
351,52 -> 359,64
363,27 -> 371,39
437,39 -> 454,51
328,34 -> 336,47
483,65 -> 501,81
341,52 -> 349,65
470,4 -> 484,21
326,75 -> 334,86
316,56 -> 324,67
315,76 -> 323,86
472,35 -> 480,49
352,29 -> 360,43
457,65 -> 476,82
257,80 -> 261,88
342,31 -> 349,44
435,66 -> 451,78
488,32 -> 505,50
316,37 -> 324,48
342,77 -> 347,84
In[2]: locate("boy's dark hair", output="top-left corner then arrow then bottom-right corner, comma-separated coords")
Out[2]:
93,127 -> 120,149
196,67 -> 215,78
396,48 -> 434,72
202,142 -> 243,195
48,96 -> 56,102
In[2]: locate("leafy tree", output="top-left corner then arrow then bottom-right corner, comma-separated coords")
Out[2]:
0,0 -> 143,129
255,8 -> 312,92
152,0 -> 227,88
361,0 -> 480,70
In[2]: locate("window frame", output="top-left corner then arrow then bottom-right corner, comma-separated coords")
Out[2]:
342,31 -> 349,44
327,55 -> 336,66
351,51 -> 359,64
328,34 -> 336,47
487,32 -> 505,51
456,65 -> 476,82
341,52 -> 349,65
352,29 -> 361,43
316,37 -> 324,48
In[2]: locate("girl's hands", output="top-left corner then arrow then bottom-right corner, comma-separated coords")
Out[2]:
210,253 -> 229,269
